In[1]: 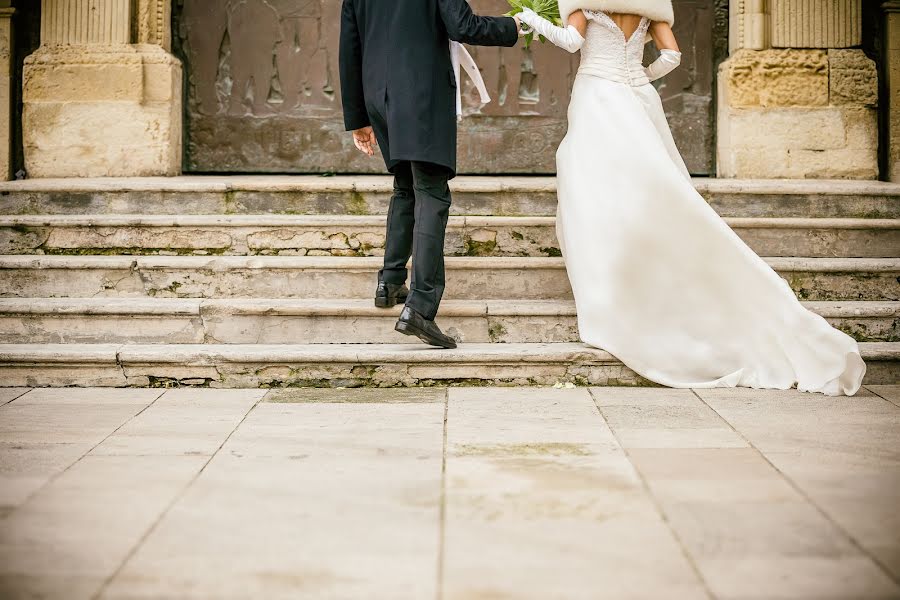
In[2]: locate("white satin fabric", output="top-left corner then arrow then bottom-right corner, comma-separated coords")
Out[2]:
556,12 -> 866,395
451,42 -> 491,121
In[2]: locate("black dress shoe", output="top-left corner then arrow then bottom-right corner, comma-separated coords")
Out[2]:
395,306 -> 457,349
375,281 -> 409,308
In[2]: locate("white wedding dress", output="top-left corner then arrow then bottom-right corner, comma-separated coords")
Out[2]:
556,11 -> 866,395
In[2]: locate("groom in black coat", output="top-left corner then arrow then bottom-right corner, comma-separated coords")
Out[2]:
340,0 -> 519,349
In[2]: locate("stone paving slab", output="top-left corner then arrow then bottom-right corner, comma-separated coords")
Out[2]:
0,389 -> 29,405
442,388 -> 707,599
101,401 -> 445,599
696,387 -> 900,584
591,388 -> 748,449
0,386 -> 898,599
90,389 -> 265,457
869,384 -> 900,407
263,387 -> 446,404
597,387 -> 900,600
0,454 -> 209,600
0,442 -> 91,514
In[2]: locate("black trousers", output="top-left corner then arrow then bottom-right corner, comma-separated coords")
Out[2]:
379,160 -> 451,321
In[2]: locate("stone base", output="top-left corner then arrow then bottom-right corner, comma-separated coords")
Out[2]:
23,45 -> 182,178
717,49 -> 879,179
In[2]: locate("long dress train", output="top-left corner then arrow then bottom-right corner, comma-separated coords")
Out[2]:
556,11 -> 866,395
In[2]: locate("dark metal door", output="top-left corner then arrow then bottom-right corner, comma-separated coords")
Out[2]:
174,0 -> 726,174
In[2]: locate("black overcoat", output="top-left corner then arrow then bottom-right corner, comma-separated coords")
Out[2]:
339,0 -> 518,175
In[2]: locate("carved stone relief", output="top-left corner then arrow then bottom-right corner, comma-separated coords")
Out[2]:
175,0 -> 725,174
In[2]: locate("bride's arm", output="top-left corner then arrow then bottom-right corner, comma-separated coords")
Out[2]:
568,11 -> 588,38
645,21 -> 682,82
648,21 -> 679,51
517,9 -> 586,53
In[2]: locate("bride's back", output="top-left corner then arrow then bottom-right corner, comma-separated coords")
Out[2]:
605,12 -> 644,40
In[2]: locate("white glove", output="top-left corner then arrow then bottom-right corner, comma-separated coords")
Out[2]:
644,49 -> 682,82
518,8 -> 585,53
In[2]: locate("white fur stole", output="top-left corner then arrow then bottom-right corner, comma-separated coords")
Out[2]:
558,0 -> 674,25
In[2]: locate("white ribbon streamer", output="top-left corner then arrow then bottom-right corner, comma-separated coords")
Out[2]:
451,41 -> 491,121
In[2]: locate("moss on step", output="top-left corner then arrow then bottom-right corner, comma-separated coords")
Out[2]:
836,323 -> 900,343
348,191 -> 369,215
464,239 -> 498,256
43,247 -> 229,256
152,281 -> 183,296
488,322 -> 508,343
223,190 -> 238,215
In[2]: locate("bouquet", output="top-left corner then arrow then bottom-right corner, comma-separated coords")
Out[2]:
506,0 -> 562,47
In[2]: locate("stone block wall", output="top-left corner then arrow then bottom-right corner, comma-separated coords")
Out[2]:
719,0 -> 879,179
718,48 -> 878,178
21,0 -> 182,178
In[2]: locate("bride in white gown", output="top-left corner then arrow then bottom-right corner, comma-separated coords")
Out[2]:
516,0 -> 866,395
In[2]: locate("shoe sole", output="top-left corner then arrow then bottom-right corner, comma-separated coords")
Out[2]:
395,321 -> 457,349
374,295 -> 407,309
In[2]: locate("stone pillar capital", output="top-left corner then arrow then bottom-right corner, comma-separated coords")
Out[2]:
884,1 -> 900,13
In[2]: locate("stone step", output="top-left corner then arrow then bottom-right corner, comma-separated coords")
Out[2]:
3,215 -> 897,259
1,299 -> 895,345
1,255 -> 897,302
1,176 -> 898,218
0,342 -> 896,388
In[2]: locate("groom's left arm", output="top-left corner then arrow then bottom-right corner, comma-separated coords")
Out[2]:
339,0 -> 370,131
438,0 -> 519,47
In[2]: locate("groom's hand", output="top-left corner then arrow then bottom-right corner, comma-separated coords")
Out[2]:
352,126 -> 377,156
513,15 -> 529,37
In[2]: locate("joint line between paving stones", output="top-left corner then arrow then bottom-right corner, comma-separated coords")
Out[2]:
691,389 -> 900,587
864,386 -> 900,410
436,388 -> 449,600
1,388 -> 33,406
587,388 -> 716,600
0,387 -> 167,522
92,392 -> 267,600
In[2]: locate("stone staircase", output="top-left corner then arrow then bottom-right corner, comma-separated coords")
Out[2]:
0,176 -> 898,388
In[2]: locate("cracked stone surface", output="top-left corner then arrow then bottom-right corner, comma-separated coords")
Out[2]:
1,216 -> 897,258
1,255 -> 898,301
0,386 -> 898,599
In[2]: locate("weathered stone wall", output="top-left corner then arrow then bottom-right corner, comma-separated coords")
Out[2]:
22,0 -> 181,178
0,4 -> 13,180
719,0 -> 878,179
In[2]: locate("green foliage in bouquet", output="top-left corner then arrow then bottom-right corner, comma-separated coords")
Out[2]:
506,0 -> 562,47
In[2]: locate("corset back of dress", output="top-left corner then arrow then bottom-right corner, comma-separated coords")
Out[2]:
578,11 -> 650,86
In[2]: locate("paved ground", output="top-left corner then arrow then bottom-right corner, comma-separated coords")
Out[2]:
0,386 -> 898,600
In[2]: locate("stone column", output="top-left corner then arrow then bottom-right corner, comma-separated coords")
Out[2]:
22,0 -> 182,177
0,3 -> 13,180
718,0 -> 879,179
884,1 -> 900,181
730,0 -> 770,52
